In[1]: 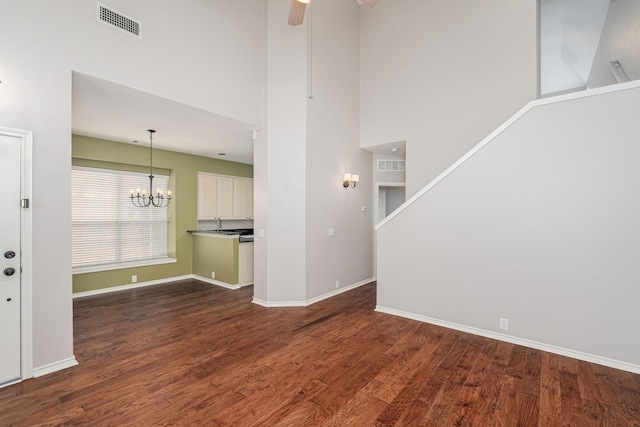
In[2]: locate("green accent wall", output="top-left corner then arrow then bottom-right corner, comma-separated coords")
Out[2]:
192,235 -> 239,284
72,134 -> 252,293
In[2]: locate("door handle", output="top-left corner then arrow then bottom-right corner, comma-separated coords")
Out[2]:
4,250 -> 15,259
4,267 -> 15,276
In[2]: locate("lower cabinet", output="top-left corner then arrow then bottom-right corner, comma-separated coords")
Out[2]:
238,242 -> 254,286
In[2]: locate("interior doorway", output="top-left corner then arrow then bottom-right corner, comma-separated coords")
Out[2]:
375,182 -> 405,225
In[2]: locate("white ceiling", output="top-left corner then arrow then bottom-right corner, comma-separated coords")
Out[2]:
364,140 -> 406,155
72,72 -> 258,165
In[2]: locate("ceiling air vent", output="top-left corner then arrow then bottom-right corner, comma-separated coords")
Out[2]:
377,159 -> 406,172
97,3 -> 141,38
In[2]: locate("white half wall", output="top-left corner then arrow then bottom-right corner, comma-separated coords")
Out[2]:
377,83 -> 640,371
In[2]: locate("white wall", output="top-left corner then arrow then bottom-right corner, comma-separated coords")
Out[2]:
0,0 -> 264,371
383,187 -> 405,217
359,0 -> 538,196
540,0 -> 586,94
259,0 -> 308,303
305,0 -> 373,299
254,0 -> 373,304
540,0 -> 610,95
253,130 -> 268,302
377,84 -> 640,370
588,0 -> 640,88
372,150 -> 406,185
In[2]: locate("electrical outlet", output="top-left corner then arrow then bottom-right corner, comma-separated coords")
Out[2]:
499,318 -> 509,331
328,228 -> 334,237
335,280 -> 340,288
211,272 -> 216,279
132,275 -> 137,283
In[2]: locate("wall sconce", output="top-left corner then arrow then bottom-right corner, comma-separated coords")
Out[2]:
343,173 -> 359,188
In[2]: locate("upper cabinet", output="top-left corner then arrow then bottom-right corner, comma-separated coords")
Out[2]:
216,176 -> 234,220
197,172 -> 253,221
197,173 -> 217,220
233,178 -> 253,220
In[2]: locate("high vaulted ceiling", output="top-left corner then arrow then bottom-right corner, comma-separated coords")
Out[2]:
72,1 -> 612,161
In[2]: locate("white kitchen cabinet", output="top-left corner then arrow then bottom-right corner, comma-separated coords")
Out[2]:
197,173 -> 217,220
216,176 -> 234,220
247,179 -> 253,219
233,178 -> 254,220
197,173 -> 233,220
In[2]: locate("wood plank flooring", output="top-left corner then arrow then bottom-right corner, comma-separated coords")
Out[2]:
1,280 -> 639,426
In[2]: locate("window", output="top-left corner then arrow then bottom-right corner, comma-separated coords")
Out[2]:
72,166 -> 171,272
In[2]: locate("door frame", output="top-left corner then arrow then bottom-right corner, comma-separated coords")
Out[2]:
0,126 -> 33,382
374,181 -> 406,226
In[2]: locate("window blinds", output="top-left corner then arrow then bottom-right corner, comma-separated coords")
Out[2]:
72,166 -> 169,269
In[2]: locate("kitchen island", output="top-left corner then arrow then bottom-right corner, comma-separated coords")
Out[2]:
190,230 -> 254,288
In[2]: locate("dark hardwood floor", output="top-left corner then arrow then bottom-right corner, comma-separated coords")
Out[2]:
1,280 -> 639,426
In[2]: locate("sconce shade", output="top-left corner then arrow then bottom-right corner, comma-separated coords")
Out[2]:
343,172 -> 358,188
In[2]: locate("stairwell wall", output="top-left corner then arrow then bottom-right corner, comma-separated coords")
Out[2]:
376,84 -> 640,371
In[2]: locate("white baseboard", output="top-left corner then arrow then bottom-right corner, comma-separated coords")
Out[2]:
0,377 -> 22,389
73,274 -> 252,299
252,278 -> 373,308
33,356 -> 78,378
252,298 -> 306,308
72,275 -> 195,298
375,305 -> 640,375
191,275 -> 241,290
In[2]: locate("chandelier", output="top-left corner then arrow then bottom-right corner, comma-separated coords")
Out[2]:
130,129 -> 172,207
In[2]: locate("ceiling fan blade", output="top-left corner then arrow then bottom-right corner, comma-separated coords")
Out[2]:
288,0 -> 307,26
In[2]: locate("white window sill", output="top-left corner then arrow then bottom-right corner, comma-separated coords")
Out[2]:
72,257 -> 177,275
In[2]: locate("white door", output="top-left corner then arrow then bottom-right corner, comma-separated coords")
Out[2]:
0,134 -> 21,385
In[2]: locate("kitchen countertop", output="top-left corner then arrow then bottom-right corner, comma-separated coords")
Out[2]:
189,230 -> 238,238
188,229 -> 253,242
